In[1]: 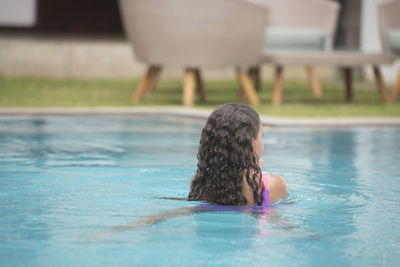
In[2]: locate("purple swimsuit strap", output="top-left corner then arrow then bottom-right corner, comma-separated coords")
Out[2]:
261,173 -> 270,206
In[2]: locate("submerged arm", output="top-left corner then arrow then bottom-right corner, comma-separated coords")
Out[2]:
91,207 -> 205,239
112,207 -> 203,231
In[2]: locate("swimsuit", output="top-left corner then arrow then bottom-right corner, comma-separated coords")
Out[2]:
261,173 -> 270,207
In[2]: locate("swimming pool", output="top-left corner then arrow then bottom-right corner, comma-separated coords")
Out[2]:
1,115 -> 399,267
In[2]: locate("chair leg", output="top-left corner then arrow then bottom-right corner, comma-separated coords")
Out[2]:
391,67 -> 400,102
194,69 -> 206,102
272,65 -> 284,105
133,65 -> 161,102
238,70 -> 260,105
249,66 -> 261,92
343,67 -> 353,101
306,66 -> 323,99
373,66 -> 391,104
237,67 -> 261,100
183,69 -> 197,106
145,66 -> 162,93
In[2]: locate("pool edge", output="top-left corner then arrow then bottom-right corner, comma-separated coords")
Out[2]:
0,107 -> 400,127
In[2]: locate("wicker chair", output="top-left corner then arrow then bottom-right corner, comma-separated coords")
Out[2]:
379,0 -> 400,102
119,0 -> 268,106
252,0 -> 340,105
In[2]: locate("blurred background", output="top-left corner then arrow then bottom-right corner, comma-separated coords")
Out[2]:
0,0 -> 399,115
0,0 -> 397,81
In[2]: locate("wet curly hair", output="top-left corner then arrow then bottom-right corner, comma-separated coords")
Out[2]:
188,103 -> 262,206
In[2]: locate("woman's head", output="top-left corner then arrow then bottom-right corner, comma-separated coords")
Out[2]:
188,103 -> 263,205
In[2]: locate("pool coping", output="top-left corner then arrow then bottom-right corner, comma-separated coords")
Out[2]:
1,107 -> 400,127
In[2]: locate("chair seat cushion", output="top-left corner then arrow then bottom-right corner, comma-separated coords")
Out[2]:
264,27 -> 328,52
388,30 -> 400,53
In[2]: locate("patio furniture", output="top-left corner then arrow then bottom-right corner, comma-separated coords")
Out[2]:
252,0 -> 340,104
119,0 -> 268,106
260,0 -> 397,105
378,0 -> 400,102
263,51 -> 395,104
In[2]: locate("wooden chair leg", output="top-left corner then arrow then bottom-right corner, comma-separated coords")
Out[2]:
145,66 -> 162,93
306,66 -> 323,99
194,69 -> 206,102
183,69 -> 196,106
343,67 -> 353,101
133,65 -> 160,102
272,65 -> 284,105
391,68 -> 400,102
373,66 -> 391,104
249,66 -> 261,91
237,67 -> 260,100
238,70 -> 260,105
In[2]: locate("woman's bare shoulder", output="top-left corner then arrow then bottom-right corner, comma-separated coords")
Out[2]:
268,174 -> 289,203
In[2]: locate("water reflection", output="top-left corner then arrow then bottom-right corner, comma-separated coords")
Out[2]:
303,130 -> 360,266
347,128 -> 400,266
0,118 -> 53,266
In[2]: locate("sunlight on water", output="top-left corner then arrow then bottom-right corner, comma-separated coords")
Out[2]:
0,116 -> 399,267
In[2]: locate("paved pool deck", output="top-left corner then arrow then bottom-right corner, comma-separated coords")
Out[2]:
1,107 -> 400,127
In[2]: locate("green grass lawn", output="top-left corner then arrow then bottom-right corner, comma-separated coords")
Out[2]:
1,75 -> 399,117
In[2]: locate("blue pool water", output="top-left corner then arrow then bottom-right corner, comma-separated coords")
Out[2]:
1,115 -> 399,267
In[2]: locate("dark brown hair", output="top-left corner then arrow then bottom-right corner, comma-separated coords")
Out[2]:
188,103 -> 262,205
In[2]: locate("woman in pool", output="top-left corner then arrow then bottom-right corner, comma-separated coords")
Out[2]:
189,103 -> 288,206
92,103 -> 288,238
